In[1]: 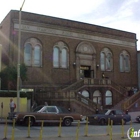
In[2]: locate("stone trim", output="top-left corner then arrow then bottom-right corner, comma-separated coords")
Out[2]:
14,23 -> 135,48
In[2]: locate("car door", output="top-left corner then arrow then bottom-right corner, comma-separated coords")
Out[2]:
108,110 -> 116,123
45,106 -> 59,123
36,106 -> 59,122
115,110 -> 124,124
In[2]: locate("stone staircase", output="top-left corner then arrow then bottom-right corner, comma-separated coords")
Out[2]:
122,91 -> 140,111
37,90 -> 99,115
56,78 -> 128,114
35,78 -> 140,114
61,79 -> 84,92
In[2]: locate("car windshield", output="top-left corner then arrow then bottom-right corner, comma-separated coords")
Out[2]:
99,109 -> 109,114
33,105 -> 44,112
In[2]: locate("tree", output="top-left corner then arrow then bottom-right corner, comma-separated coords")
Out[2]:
0,63 -> 27,90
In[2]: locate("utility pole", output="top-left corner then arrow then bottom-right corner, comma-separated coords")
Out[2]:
17,0 -> 26,112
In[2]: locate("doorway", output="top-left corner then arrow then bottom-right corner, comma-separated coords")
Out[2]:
80,66 -> 91,78
76,42 -> 96,80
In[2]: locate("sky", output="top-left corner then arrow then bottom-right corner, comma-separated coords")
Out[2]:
0,0 -> 140,50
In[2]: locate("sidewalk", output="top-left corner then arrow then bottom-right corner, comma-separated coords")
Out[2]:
1,112 -> 140,140
1,135 -> 132,140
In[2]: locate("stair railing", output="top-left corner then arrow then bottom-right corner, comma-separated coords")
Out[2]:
83,78 -> 127,95
74,91 -> 100,111
61,79 -> 84,92
122,91 -> 140,110
48,91 -> 99,113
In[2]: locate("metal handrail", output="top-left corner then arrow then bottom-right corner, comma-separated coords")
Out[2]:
122,91 -> 140,110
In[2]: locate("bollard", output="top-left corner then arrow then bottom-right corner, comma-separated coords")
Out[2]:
84,117 -> 88,137
107,118 -> 110,136
130,120 -> 132,128
110,120 -> 113,140
11,119 -> 15,140
121,119 -> 125,139
39,120 -> 44,140
27,117 -> 31,138
58,118 -> 62,137
3,117 -> 8,140
75,120 -> 80,140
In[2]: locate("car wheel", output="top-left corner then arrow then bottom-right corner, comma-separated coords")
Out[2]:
99,119 -> 106,125
63,118 -> 72,126
24,117 -> 35,126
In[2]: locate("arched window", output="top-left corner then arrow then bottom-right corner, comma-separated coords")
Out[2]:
106,53 -> 111,70
24,38 -> 42,67
105,90 -> 112,105
34,45 -> 41,66
53,41 -> 69,68
100,48 -> 113,71
100,52 -> 105,71
53,47 -> 59,67
120,50 -> 130,72
81,90 -> 89,98
120,54 -> 123,72
93,90 -> 102,105
61,48 -> 67,68
24,43 -> 32,66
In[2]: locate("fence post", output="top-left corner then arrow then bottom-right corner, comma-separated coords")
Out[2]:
121,119 -> 124,139
11,119 -> 15,140
107,118 -> 110,135
75,120 -> 80,140
27,117 -> 31,138
110,120 -> 113,140
39,120 -> 44,140
58,118 -> 62,137
3,117 -> 8,140
84,117 -> 88,137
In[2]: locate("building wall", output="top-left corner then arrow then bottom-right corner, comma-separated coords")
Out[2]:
0,12 -> 11,67
138,51 -> 140,90
0,10 -> 138,90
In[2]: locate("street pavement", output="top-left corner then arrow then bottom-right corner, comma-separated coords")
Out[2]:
0,111 -> 140,140
0,135 -> 134,140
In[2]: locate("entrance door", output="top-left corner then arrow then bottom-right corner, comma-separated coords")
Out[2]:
80,66 -> 91,78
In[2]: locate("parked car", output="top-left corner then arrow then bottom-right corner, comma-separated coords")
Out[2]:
88,109 -> 131,125
32,105 -> 44,112
8,105 -> 83,126
136,115 -> 140,123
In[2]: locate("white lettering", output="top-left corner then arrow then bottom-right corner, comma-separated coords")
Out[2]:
14,23 -> 135,47
134,131 -> 139,137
